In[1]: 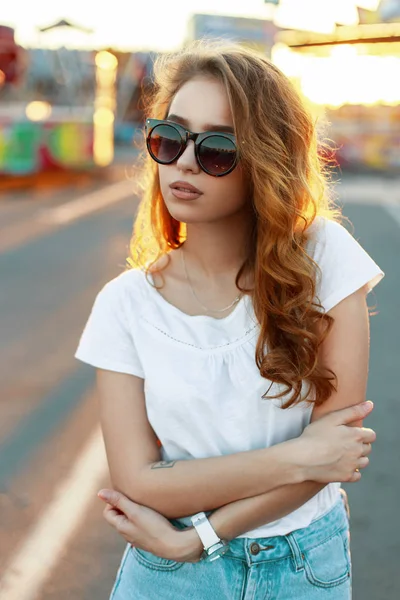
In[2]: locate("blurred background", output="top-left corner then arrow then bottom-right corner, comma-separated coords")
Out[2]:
0,1 -> 398,598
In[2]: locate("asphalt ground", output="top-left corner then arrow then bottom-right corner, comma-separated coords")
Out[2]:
0,165 -> 399,599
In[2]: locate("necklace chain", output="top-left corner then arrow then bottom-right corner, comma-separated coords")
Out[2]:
181,246 -> 242,313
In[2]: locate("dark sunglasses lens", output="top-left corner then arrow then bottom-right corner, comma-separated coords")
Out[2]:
198,136 -> 237,175
148,124 -> 182,163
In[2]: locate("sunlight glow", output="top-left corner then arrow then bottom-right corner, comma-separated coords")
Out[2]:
356,0 -> 381,9
0,0 -> 388,52
93,50 -> 117,166
333,1 -> 360,26
274,0 -> 336,34
273,44 -> 400,107
95,50 -> 118,71
2,1 -> 398,108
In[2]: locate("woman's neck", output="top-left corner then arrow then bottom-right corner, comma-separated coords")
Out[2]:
183,211 -> 254,279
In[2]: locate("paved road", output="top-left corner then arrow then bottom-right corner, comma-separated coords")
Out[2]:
0,168 -> 398,599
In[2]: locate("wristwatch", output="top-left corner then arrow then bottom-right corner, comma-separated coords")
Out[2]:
190,512 -> 230,562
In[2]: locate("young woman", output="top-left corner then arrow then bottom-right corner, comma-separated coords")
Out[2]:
75,40 -> 384,599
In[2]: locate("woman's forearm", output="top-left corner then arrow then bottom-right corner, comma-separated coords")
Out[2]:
208,481 -> 326,542
120,402 -> 371,520
172,481 -> 327,562
134,439 -> 305,519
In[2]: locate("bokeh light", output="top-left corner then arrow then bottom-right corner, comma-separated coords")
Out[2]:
25,101 -> 53,121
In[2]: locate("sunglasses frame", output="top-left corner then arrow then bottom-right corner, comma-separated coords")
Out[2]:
145,118 -> 240,177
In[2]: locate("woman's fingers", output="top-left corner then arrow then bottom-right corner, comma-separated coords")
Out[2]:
345,442 -> 373,483
103,504 -> 120,520
330,401 -> 374,426
361,442 -> 372,456
103,504 -> 130,532
347,469 -> 362,483
359,427 -> 376,443
103,505 -> 121,523
358,456 -> 370,469
98,489 -> 139,520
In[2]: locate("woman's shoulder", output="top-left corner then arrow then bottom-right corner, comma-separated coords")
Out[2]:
304,216 -> 352,257
99,254 -> 176,309
306,215 -> 346,241
304,215 -> 384,313
96,267 -> 149,307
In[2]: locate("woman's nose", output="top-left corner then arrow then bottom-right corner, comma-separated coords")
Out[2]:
176,140 -> 200,174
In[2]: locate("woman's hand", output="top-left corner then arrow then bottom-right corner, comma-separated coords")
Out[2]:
98,489 -> 203,563
297,400 -> 376,483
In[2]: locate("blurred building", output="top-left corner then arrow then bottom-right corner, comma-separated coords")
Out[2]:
186,13 -> 279,57
273,3 -> 400,172
0,21 -> 155,175
1,3 -> 399,175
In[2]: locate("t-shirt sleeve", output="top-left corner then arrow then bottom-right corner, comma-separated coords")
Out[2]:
310,218 -> 385,313
74,277 -> 145,378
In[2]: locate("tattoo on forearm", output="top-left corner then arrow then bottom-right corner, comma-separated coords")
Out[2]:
151,460 -> 176,469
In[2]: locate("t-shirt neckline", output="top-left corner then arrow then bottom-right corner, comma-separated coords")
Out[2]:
142,270 -> 247,324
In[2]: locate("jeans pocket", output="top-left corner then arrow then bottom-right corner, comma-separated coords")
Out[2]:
303,529 -> 351,589
109,543 -> 132,599
133,547 -> 185,572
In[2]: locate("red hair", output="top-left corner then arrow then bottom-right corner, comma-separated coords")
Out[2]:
127,39 -> 347,408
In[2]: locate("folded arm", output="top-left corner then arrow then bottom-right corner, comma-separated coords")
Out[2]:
96,363 -> 306,517
208,482 -> 325,542
97,287 -> 372,525
205,287 -> 372,541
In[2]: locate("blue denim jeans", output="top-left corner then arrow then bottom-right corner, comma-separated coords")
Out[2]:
109,491 -> 352,599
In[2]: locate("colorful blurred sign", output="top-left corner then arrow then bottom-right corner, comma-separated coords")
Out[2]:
323,104 -> 400,171
187,14 -> 279,55
0,119 -> 94,175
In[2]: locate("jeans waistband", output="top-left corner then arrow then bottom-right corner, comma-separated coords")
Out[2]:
172,496 -> 349,567
233,497 -> 348,566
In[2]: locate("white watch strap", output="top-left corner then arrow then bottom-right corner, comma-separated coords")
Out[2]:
190,512 -> 221,549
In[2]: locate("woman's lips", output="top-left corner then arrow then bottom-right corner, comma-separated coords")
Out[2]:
170,188 -> 203,200
170,181 -> 202,193
169,182 -> 203,200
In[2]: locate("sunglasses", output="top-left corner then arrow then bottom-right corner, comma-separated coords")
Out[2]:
145,118 -> 239,177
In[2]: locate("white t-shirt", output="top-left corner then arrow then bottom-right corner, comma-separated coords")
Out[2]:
75,216 -> 385,538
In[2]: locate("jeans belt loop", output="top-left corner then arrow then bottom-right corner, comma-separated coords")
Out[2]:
285,532 -> 305,572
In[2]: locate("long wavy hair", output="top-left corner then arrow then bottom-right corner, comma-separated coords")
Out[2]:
126,39 -> 346,408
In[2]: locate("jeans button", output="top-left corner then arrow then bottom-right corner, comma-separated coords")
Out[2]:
250,543 -> 260,555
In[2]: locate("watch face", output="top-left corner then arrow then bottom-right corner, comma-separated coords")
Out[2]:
205,544 -> 230,562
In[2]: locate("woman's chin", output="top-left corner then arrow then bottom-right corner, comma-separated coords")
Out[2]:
164,201 -> 208,224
